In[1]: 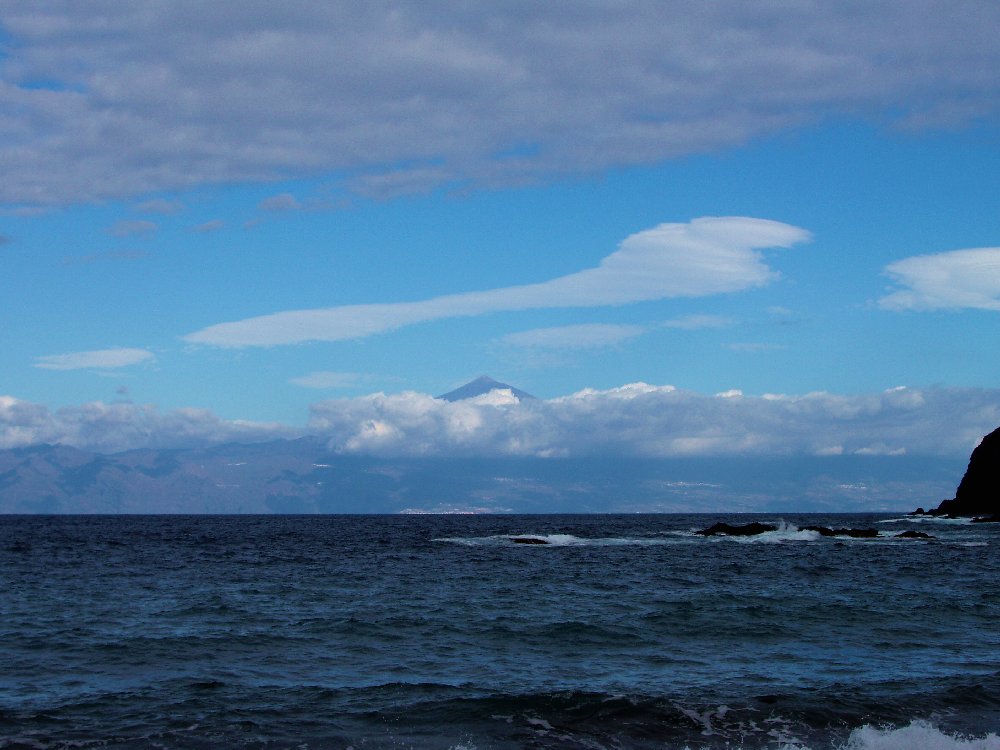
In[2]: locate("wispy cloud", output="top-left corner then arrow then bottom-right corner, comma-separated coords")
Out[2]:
108,219 -> 157,238
499,323 -> 648,350
193,219 -> 225,233
258,193 -> 302,212
34,348 -> 156,371
134,198 -> 184,215
498,314 -> 735,352
184,216 -> 810,347
289,371 -> 371,389
660,314 -> 733,330
725,342 -> 787,352
880,247 -> 1000,311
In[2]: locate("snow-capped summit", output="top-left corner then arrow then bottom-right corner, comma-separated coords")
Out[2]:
436,375 -> 536,403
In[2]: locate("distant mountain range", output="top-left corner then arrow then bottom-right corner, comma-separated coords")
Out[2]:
0,438 -> 962,514
0,376 -> 968,514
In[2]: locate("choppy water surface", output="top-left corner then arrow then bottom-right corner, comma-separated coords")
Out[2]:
1,514 -> 999,749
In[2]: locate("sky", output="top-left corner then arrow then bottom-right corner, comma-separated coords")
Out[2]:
2,1 -> 1000,460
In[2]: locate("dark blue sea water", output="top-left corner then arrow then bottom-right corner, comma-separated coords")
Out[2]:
1,514 -> 999,749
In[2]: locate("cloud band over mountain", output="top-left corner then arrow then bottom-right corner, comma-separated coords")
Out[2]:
3,384 -> 997,459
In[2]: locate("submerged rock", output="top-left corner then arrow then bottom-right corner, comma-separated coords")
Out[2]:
918,426 -> 1000,518
697,522 -> 778,537
510,536 -> 549,545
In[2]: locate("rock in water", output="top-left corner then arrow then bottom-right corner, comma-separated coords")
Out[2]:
925,426 -> 1000,519
510,536 -> 549,544
803,526 -> 879,538
697,522 -> 778,537
896,530 -> 934,540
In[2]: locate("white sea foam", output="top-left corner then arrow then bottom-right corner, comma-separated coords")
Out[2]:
840,721 -> 1000,750
673,722 -> 1000,750
877,516 -> 974,525
433,534 -> 676,547
706,521 -> 823,544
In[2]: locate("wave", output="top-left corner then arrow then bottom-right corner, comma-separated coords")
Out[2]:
435,522 -> 948,547
702,521 -> 823,544
433,533 -> 677,547
6,678 -> 1000,750
877,516 -> 975,525
841,721 -> 1000,750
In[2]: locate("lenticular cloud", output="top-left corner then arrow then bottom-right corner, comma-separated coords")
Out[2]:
184,217 -> 810,347
881,247 -> 1000,311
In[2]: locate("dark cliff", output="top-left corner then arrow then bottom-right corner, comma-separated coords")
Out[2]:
925,426 -> 1000,519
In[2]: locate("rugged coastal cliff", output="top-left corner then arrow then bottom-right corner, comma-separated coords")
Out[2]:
916,426 -> 1000,521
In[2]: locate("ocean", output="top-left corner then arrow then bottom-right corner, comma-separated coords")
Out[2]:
1,513 -> 998,749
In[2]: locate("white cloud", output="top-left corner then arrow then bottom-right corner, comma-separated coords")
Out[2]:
715,389 -> 744,398
855,443 -> 907,456
183,216 -> 810,347
306,384 -> 1000,459
880,247 -> 1000,311
0,397 -> 296,452
34,348 -> 156,371
3,384 -> 998,458
3,4 -> 1000,207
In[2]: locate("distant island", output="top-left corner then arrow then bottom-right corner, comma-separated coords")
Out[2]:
912,425 -> 1000,522
0,376 -> 980,515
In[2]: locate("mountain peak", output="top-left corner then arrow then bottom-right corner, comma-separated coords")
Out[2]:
436,375 -> 536,402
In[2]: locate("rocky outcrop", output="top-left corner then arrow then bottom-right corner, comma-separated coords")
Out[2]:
697,522 -> 882,539
895,530 -> 934,540
697,522 -> 778,536
916,426 -> 1000,520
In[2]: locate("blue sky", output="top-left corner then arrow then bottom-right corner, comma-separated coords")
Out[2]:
2,2 -> 1000,459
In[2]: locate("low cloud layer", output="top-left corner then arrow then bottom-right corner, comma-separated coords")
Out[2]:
308,384 -> 1000,459
3,3 -> 1000,207
184,217 -> 809,347
0,396 -> 295,453
880,247 -> 1000,311
3,384 -> 998,457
